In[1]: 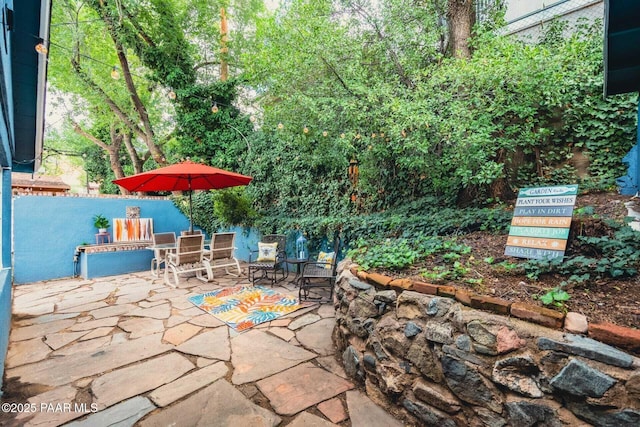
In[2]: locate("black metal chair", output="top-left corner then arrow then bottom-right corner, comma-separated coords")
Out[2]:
298,235 -> 341,303
248,234 -> 288,285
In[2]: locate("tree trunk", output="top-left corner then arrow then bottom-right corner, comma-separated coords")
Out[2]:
447,0 -> 475,59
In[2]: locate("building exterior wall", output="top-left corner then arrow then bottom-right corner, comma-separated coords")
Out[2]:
505,0 -> 604,40
0,0 -> 15,390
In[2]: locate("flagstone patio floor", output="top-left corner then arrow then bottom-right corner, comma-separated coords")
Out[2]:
0,266 -> 405,427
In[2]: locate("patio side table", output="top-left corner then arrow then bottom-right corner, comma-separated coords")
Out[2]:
285,258 -> 308,282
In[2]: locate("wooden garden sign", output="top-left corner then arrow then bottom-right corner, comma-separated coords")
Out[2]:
504,184 -> 579,260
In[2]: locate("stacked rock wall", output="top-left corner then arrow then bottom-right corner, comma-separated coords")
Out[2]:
333,260 -> 640,426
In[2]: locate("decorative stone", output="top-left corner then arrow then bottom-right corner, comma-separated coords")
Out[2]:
424,322 -> 454,345
402,396 -> 457,427
346,317 -> 370,338
396,291 -> 433,319
455,335 -> 472,352
467,320 -> 497,348
404,321 -> 422,338
492,354 -> 543,398
538,334 -> 633,368
550,359 -> 616,398
564,312 -> 588,334
407,335 -> 444,382
412,378 -> 461,414
374,290 -> 397,304
441,355 -> 503,413
342,345 -> 362,380
363,353 -> 377,370
288,313 -> 321,330
505,401 -> 561,427
349,296 -> 379,318
565,401 -> 640,427
349,278 -> 373,291
496,326 -> 526,354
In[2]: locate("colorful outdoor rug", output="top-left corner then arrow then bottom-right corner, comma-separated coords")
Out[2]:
188,285 -> 310,332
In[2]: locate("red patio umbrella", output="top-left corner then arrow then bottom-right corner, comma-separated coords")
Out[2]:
113,160 -> 252,232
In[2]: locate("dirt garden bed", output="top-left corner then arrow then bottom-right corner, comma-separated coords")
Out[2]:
371,191 -> 640,329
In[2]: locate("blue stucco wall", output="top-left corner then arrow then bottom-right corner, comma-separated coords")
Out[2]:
12,195 -> 195,284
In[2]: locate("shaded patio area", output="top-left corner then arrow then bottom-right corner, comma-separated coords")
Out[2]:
1,266 -> 403,426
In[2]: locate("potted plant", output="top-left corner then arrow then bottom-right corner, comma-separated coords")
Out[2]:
93,214 -> 110,234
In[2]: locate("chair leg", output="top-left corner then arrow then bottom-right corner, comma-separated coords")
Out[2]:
164,265 -> 177,288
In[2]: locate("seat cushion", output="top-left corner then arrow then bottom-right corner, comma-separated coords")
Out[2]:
257,242 -> 278,262
317,251 -> 335,269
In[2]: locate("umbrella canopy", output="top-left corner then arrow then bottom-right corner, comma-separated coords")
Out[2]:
113,161 -> 253,231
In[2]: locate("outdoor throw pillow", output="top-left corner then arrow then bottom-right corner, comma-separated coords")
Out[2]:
257,242 -> 278,262
317,251 -> 335,269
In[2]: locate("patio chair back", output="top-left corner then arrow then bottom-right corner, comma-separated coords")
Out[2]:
150,232 -> 176,276
174,234 -> 205,264
209,232 -> 236,260
203,232 -> 241,277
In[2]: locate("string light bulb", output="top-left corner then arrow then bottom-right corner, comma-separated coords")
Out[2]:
35,42 -> 48,55
211,103 -> 219,113
168,90 -> 176,100
303,126 -> 309,134
110,66 -> 120,80
277,123 -> 284,130
249,115 -> 256,122
322,131 -> 328,137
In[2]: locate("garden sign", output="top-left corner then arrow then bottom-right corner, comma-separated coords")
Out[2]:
504,184 -> 578,260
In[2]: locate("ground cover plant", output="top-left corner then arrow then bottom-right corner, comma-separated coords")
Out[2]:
348,191 -> 640,328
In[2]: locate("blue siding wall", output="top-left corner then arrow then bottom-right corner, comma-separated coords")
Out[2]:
12,196 -> 194,284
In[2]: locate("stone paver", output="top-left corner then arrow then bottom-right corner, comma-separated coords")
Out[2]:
92,352 -> 194,409
288,313 -> 321,330
149,361 -> 228,407
130,303 -> 171,319
296,318 -> 336,356
269,327 -> 295,342
188,313 -> 225,328
65,396 -> 156,427
5,337 -> 51,367
15,312 -> 78,327
257,362 -> 353,415
7,333 -> 172,387
163,322 -> 202,346
14,385 -> 82,426
119,317 -> 165,339
318,397 -> 348,423
44,331 -> 88,350
78,327 -> 113,340
287,412 -> 338,426
231,329 -> 315,385
88,304 -> 138,319
346,390 -> 404,427
10,318 -> 76,342
176,327 -> 230,360
69,316 -> 118,331
3,269 -> 409,427
139,380 -> 282,427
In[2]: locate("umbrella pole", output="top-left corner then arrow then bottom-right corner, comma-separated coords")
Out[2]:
189,190 -> 194,233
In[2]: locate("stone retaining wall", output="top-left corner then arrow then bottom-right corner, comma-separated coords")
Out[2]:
333,260 -> 640,426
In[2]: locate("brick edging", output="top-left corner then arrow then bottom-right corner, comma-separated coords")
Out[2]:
348,263 -> 640,354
